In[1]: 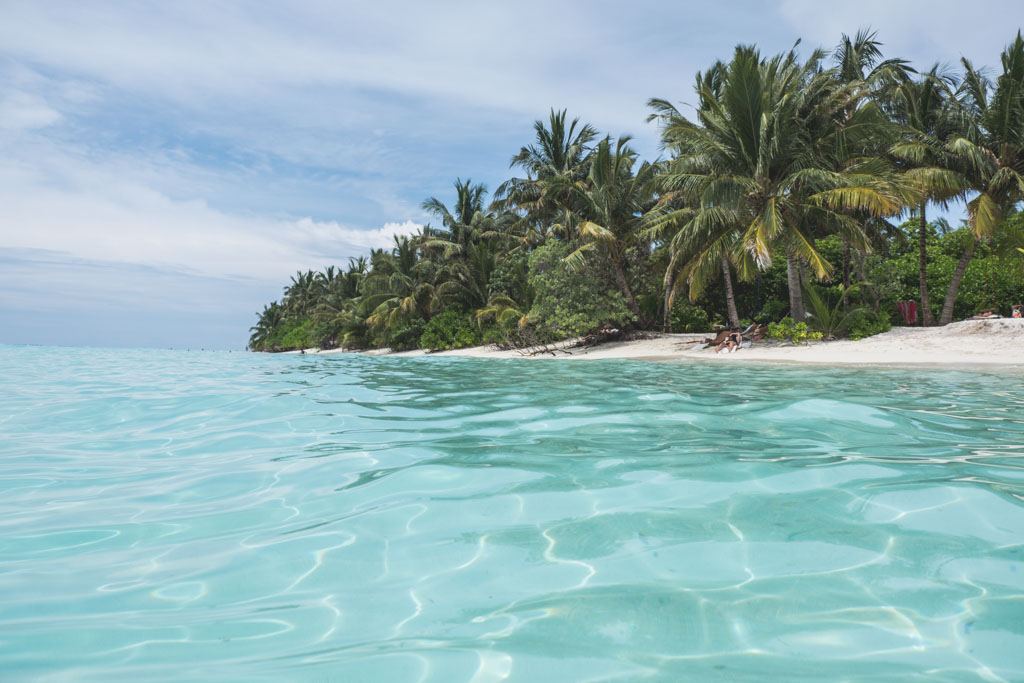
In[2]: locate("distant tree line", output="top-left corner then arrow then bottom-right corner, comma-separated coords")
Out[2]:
249,30 -> 1024,352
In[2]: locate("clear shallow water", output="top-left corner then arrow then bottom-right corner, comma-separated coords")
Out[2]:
1,347 -> 1023,682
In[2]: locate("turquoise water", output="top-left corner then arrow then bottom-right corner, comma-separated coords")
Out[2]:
1,347 -> 1023,681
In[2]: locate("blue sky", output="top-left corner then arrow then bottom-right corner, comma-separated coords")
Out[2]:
1,1 -> 1021,348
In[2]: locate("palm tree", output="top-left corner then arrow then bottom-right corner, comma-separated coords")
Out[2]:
282,269 -> 324,319
248,302 -> 284,350
556,136 -> 658,317
937,33 -> 1024,324
649,45 -> 905,322
648,212 -> 748,329
433,239 -> 499,312
360,236 -> 434,342
833,28 -> 912,99
889,66 -> 966,325
421,179 -> 493,257
495,109 -> 598,241
646,61 -> 749,329
832,28 -> 914,300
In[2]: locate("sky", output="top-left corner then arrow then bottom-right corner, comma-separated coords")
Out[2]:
1,1 -> 1022,349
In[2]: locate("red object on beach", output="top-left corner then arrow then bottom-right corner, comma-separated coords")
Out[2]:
896,300 -> 918,325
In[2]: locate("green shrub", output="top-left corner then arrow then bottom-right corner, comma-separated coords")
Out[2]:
526,240 -> 635,339
277,318 -> 315,350
387,317 -> 426,351
478,317 -> 520,345
670,302 -> 710,332
847,309 -> 891,340
868,226 -> 1024,322
756,298 -> 789,323
767,317 -> 824,344
419,310 -> 481,351
487,251 -> 530,303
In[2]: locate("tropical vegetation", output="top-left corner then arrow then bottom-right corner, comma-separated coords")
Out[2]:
249,31 -> 1024,352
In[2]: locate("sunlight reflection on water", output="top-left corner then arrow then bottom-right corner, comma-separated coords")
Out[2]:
1,346 -> 1023,681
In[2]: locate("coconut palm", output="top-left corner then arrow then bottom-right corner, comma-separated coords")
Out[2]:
495,108 -> 598,241
433,239 -> 499,312
360,236 -> 435,342
282,269 -> 325,319
649,44 -> 906,321
553,136 -> 658,317
248,302 -> 284,350
421,179 -> 493,257
833,28 -> 912,99
888,66 -> 967,325
937,33 -> 1024,324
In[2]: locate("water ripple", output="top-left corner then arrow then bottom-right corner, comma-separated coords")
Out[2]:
1,346 -> 1023,681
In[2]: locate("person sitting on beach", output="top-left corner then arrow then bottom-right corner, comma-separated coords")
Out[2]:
702,329 -> 730,347
715,328 -> 743,354
971,308 -> 1001,319
1013,304 -> 1022,319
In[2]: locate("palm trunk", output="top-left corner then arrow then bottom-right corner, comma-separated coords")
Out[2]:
721,255 -> 740,328
662,269 -> 675,332
841,238 -> 851,309
918,203 -> 933,326
786,253 -> 805,321
612,254 -> 641,319
939,236 -> 978,325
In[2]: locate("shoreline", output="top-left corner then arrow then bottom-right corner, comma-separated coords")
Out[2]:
289,318 -> 1024,367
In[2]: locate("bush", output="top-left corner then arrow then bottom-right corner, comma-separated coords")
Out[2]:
277,318 -> 315,350
756,297 -> 789,323
526,240 -> 635,339
869,226 -> 1024,322
387,317 -> 426,351
847,309 -> 891,340
487,251 -> 530,304
419,310 -> 481,351
478,317 -> 519,345
670,302 -> 710,332
767,317 -> 823,344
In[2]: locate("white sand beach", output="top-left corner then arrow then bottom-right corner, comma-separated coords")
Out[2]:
303,318 -> 1024,366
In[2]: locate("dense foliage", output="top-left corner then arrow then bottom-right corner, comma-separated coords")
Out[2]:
250,31 -> 1024,352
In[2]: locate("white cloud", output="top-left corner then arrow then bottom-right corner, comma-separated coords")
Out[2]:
0,1 -> 671,136
0,91 -> 61,131
0,133 -> 423,282
1,0 -> 1018,347
778,0 -> 1022,70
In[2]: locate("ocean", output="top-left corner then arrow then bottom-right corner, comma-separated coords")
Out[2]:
1,346 -> 1022,680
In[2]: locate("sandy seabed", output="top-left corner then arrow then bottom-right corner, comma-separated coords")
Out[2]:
300,318 -> 1024,368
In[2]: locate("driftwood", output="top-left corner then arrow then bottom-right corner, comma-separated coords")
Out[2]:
505,327 -> 651,357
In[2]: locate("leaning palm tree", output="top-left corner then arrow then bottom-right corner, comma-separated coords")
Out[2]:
248,301 -> 284,350
653,217 -> 750,329
937,33 -> 1024,324
649,44 -> 906,321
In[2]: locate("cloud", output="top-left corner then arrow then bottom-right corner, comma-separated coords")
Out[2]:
0,91 -> 61,131
0,147 -> 423,282
1,0 -> 1018,348
777,0 -> 1022,70
0,1 -> 688,138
